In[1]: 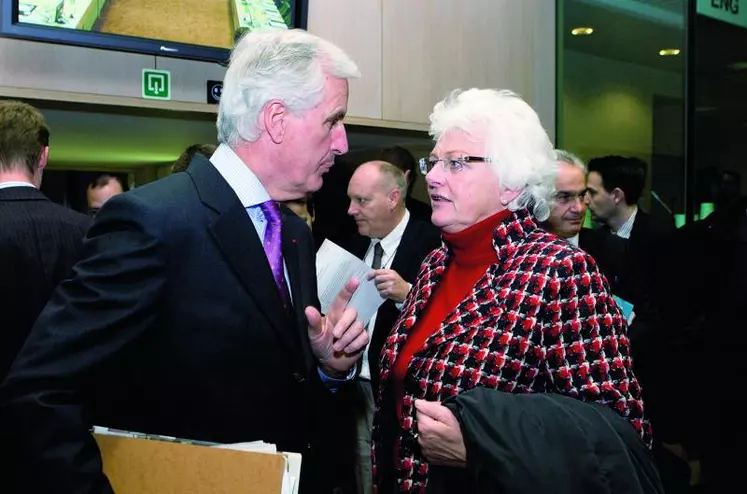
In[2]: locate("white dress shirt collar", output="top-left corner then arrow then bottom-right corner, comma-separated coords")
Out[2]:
614,206 -> 638,239
209,144 -> 270,207
0,181 -> 35,190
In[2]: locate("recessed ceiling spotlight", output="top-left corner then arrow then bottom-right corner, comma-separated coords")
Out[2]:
659,48 -> 681,56
571,27 -> 594,36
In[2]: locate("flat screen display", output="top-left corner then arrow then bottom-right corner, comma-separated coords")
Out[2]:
1,0 -> 307,62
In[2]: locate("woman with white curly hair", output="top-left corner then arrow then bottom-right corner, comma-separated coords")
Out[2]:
371,89 -> 657,493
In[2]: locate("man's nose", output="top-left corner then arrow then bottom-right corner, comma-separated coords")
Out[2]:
332,124 -> 349,155
570,198 -> 586,213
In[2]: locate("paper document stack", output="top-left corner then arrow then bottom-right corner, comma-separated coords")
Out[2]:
316,239 -> 385,325
93,426 -> 301,493
215,441 -> 302,494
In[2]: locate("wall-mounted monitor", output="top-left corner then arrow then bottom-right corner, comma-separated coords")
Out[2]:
0,0 -> 308,63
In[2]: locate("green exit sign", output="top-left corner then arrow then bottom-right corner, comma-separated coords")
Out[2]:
142,69 -> 171,100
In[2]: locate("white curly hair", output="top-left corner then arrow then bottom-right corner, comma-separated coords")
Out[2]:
429,88 -> 557,221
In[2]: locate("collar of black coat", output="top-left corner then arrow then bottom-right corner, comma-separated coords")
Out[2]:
0,185 -> 47,202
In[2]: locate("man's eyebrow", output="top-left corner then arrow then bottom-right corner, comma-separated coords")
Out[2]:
325,109 -> 346,123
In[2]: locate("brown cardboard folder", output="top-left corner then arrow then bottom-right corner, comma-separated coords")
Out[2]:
94,433 -> 296,493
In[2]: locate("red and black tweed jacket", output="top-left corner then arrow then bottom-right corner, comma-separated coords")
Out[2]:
372,208 -> 652,492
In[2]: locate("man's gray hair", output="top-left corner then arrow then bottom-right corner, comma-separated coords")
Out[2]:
217,29 -> 360,146
555,149 -> 586,171
429,88 -> 557,221
376,161 -> 408,204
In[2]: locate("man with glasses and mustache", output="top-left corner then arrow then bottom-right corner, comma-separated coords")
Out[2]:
544,150 -> 626,289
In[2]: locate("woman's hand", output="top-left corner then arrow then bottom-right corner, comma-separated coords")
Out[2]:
414,399 -> 466,467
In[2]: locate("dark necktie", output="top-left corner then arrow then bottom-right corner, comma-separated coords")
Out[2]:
372,242 -> 384,270
259,201 -> 291,308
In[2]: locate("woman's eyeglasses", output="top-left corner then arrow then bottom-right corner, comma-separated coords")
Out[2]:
418,156 -> 491,175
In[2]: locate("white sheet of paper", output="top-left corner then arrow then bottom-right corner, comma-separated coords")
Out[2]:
215,442 -> 301,494
316,239 -> 385,326
213,440 -> 277,453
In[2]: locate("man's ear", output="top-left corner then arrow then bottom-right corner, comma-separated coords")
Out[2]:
612,187 -> 626,205
263,100 -> 287,144
38,146 -> 49,171
389,188 -> 401,209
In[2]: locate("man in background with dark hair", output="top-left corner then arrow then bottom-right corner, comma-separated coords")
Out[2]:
378,146 -> 432,222
587,155 -> 685,491
585,155 -> 675,315
0,100 -> 91,383
172,143 -> 217,174
585,154 -> 675,328
585,155 -> 675,304
587,155 -> 648,238
86,173 -> 126,216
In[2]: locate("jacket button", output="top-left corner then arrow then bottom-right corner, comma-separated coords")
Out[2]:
294,372 -> 305,383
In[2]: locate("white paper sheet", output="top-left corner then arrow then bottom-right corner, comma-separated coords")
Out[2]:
316,239 -> 385,326
215,442 -> 302,494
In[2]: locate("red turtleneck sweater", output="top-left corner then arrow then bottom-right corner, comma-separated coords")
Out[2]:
392,209 -> 511,418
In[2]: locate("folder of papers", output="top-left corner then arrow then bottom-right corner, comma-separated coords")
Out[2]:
93,427 -> 301,494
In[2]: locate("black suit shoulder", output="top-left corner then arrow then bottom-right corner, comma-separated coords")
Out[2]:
0,187 -> 91,237
0,187 -> 92,383
630,210 -> 675,245
405,197 -> 432,224
394,218 -> 440,278
405,218 -> 440,244
578,228 -> 627,290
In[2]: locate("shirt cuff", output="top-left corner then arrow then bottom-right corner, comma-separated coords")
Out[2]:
317,365 -> 356,392
395,283 -> 413,311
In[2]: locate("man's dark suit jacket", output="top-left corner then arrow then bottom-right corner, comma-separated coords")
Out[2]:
0,157 -> 334,494
587,210 -> 676,436
343,216 -> 441,391
578,227 -> 627,292
0,186 -> 91,383
405,196 -> 432,225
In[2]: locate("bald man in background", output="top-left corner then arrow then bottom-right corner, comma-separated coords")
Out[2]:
341,160 -> 440,494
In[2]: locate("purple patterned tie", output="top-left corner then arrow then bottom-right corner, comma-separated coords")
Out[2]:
259,200 -> 291,308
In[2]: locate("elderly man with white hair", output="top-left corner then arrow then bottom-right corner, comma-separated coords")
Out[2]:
0,30 -> 366,494
371,89 -> 659,493
545,149 -> 628,294
546,149 -> 588,243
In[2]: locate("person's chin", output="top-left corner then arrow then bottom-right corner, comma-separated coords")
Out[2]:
430,211 -> 449,230
306,174 -> 324,192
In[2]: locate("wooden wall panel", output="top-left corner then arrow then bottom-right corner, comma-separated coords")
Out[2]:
155,57 -> 226,104
381,0 -> 556,137
307,0 -> 383,120
0,38 -> 153,99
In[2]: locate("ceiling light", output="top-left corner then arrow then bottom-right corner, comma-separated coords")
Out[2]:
659,48 -> 680,56
571,27 -> 594,36
728,61 -> 747,70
